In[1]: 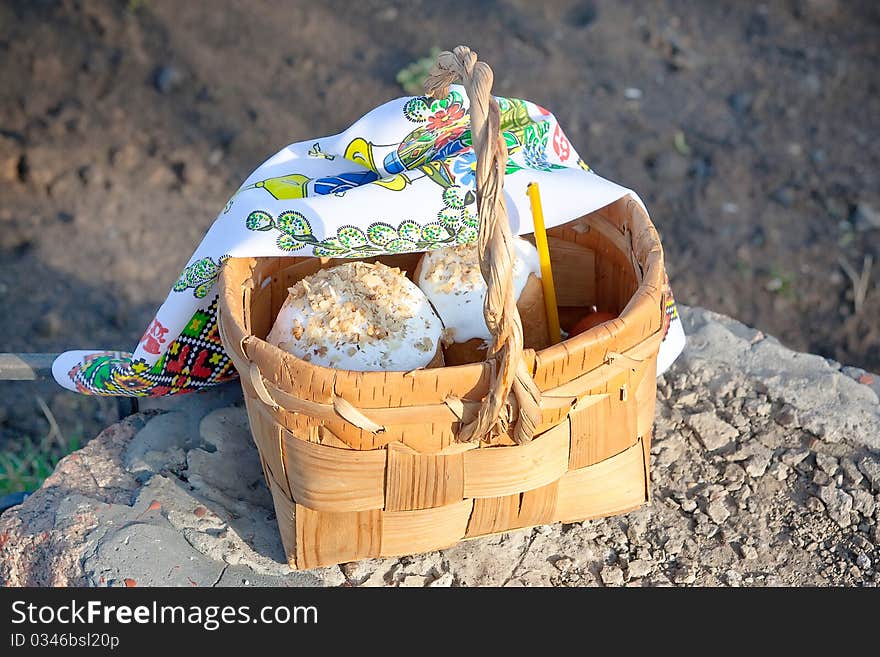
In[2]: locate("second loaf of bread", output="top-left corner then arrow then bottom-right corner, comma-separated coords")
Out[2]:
415,238 -> 550,365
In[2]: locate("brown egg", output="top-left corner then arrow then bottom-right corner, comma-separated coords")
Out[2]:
569,310 -> 617,336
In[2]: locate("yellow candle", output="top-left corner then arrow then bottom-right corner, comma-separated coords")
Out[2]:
526,182 -> 562,344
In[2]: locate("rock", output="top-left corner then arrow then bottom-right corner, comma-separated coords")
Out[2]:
729,441 -> 772,464
770,186 -> 795,208
818,485 -> 853,528
17,147 -> 59,187
723,463 -> 747,490
855,553 -> 872,571
154,65 -> 183,94
745,453 -> 771,478
744,10 -> 769,39
815,453 -> 839,476
339,562 -> 360,580
849,489 -> 875,517
768,462 -> 791,481
858,456 -> 880,492
801,73 -> 822,96
427,572 -> 454,587
743,398 -> 772,416
739,545 -> 758,561
672,566 -> 696,585
398,574 -> 428,587
0,219 -> 32,253
553,557 -> 575,572
852,203 -> 880,232
600,566 -> 625,587
85,523 -> 226,587
3,306 -> 879,588
680,307 -> 880,449
676,391 -> 700,407
108,143 -> 142,173
824,195 -> 847,219
813,470 -> 833,486
627,559 -> 652,579
0,387 -> 336,587
1,153 -> 21,183
774,405 -> 798,427
77,163 -> 104,188
33,311 -> 63,338
687,411 -> 738,451
655,434 -> 686,467
852,535 -> 871,551
567,2 -> 598,28
728,92 -> 753,115
145,163 -> 177,188
694,512 -> 719,537
782,448 -> 811,467
707,499 -> 731,524
649,152 -> 689,182
359,569 -> 391,588
725,570 -> 743,587
340,558 -> 388,585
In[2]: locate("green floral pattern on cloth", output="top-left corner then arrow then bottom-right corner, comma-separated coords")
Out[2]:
173,255 -> 230,298
246,209 -> 470,258
244,178 -> 482,258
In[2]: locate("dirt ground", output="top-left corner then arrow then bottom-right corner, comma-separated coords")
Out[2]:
1,0 -> 878,465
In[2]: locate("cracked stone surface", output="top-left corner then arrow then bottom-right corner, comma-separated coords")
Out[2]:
1,306 -> 879,587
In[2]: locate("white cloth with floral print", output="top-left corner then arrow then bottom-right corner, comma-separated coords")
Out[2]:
53,85 -> 684,397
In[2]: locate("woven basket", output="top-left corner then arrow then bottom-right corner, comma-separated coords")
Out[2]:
216,47 -> 668,571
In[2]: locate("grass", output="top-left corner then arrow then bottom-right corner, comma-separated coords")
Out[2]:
0,397 -> 83,497
765,267 -> 796,299
396,48 -> 441,95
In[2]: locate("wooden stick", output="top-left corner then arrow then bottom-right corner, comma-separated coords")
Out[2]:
527,182 -> 562,344
0,352 -> 140,417
0,353 -> 58,381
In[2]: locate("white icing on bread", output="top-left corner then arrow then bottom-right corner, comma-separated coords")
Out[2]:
267,261 -> 443,371
417,238 -> 541,344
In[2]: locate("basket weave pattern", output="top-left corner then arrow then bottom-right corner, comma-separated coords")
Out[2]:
218,196 -> 665,570
216,48 -> 667,570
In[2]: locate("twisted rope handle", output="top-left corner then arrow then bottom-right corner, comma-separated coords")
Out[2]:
424,46 -> 541,444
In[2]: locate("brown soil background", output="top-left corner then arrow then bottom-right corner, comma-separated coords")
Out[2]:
1,0 -> 878,458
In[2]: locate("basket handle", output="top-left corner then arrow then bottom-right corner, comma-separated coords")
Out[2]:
424,46 -> 540,444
